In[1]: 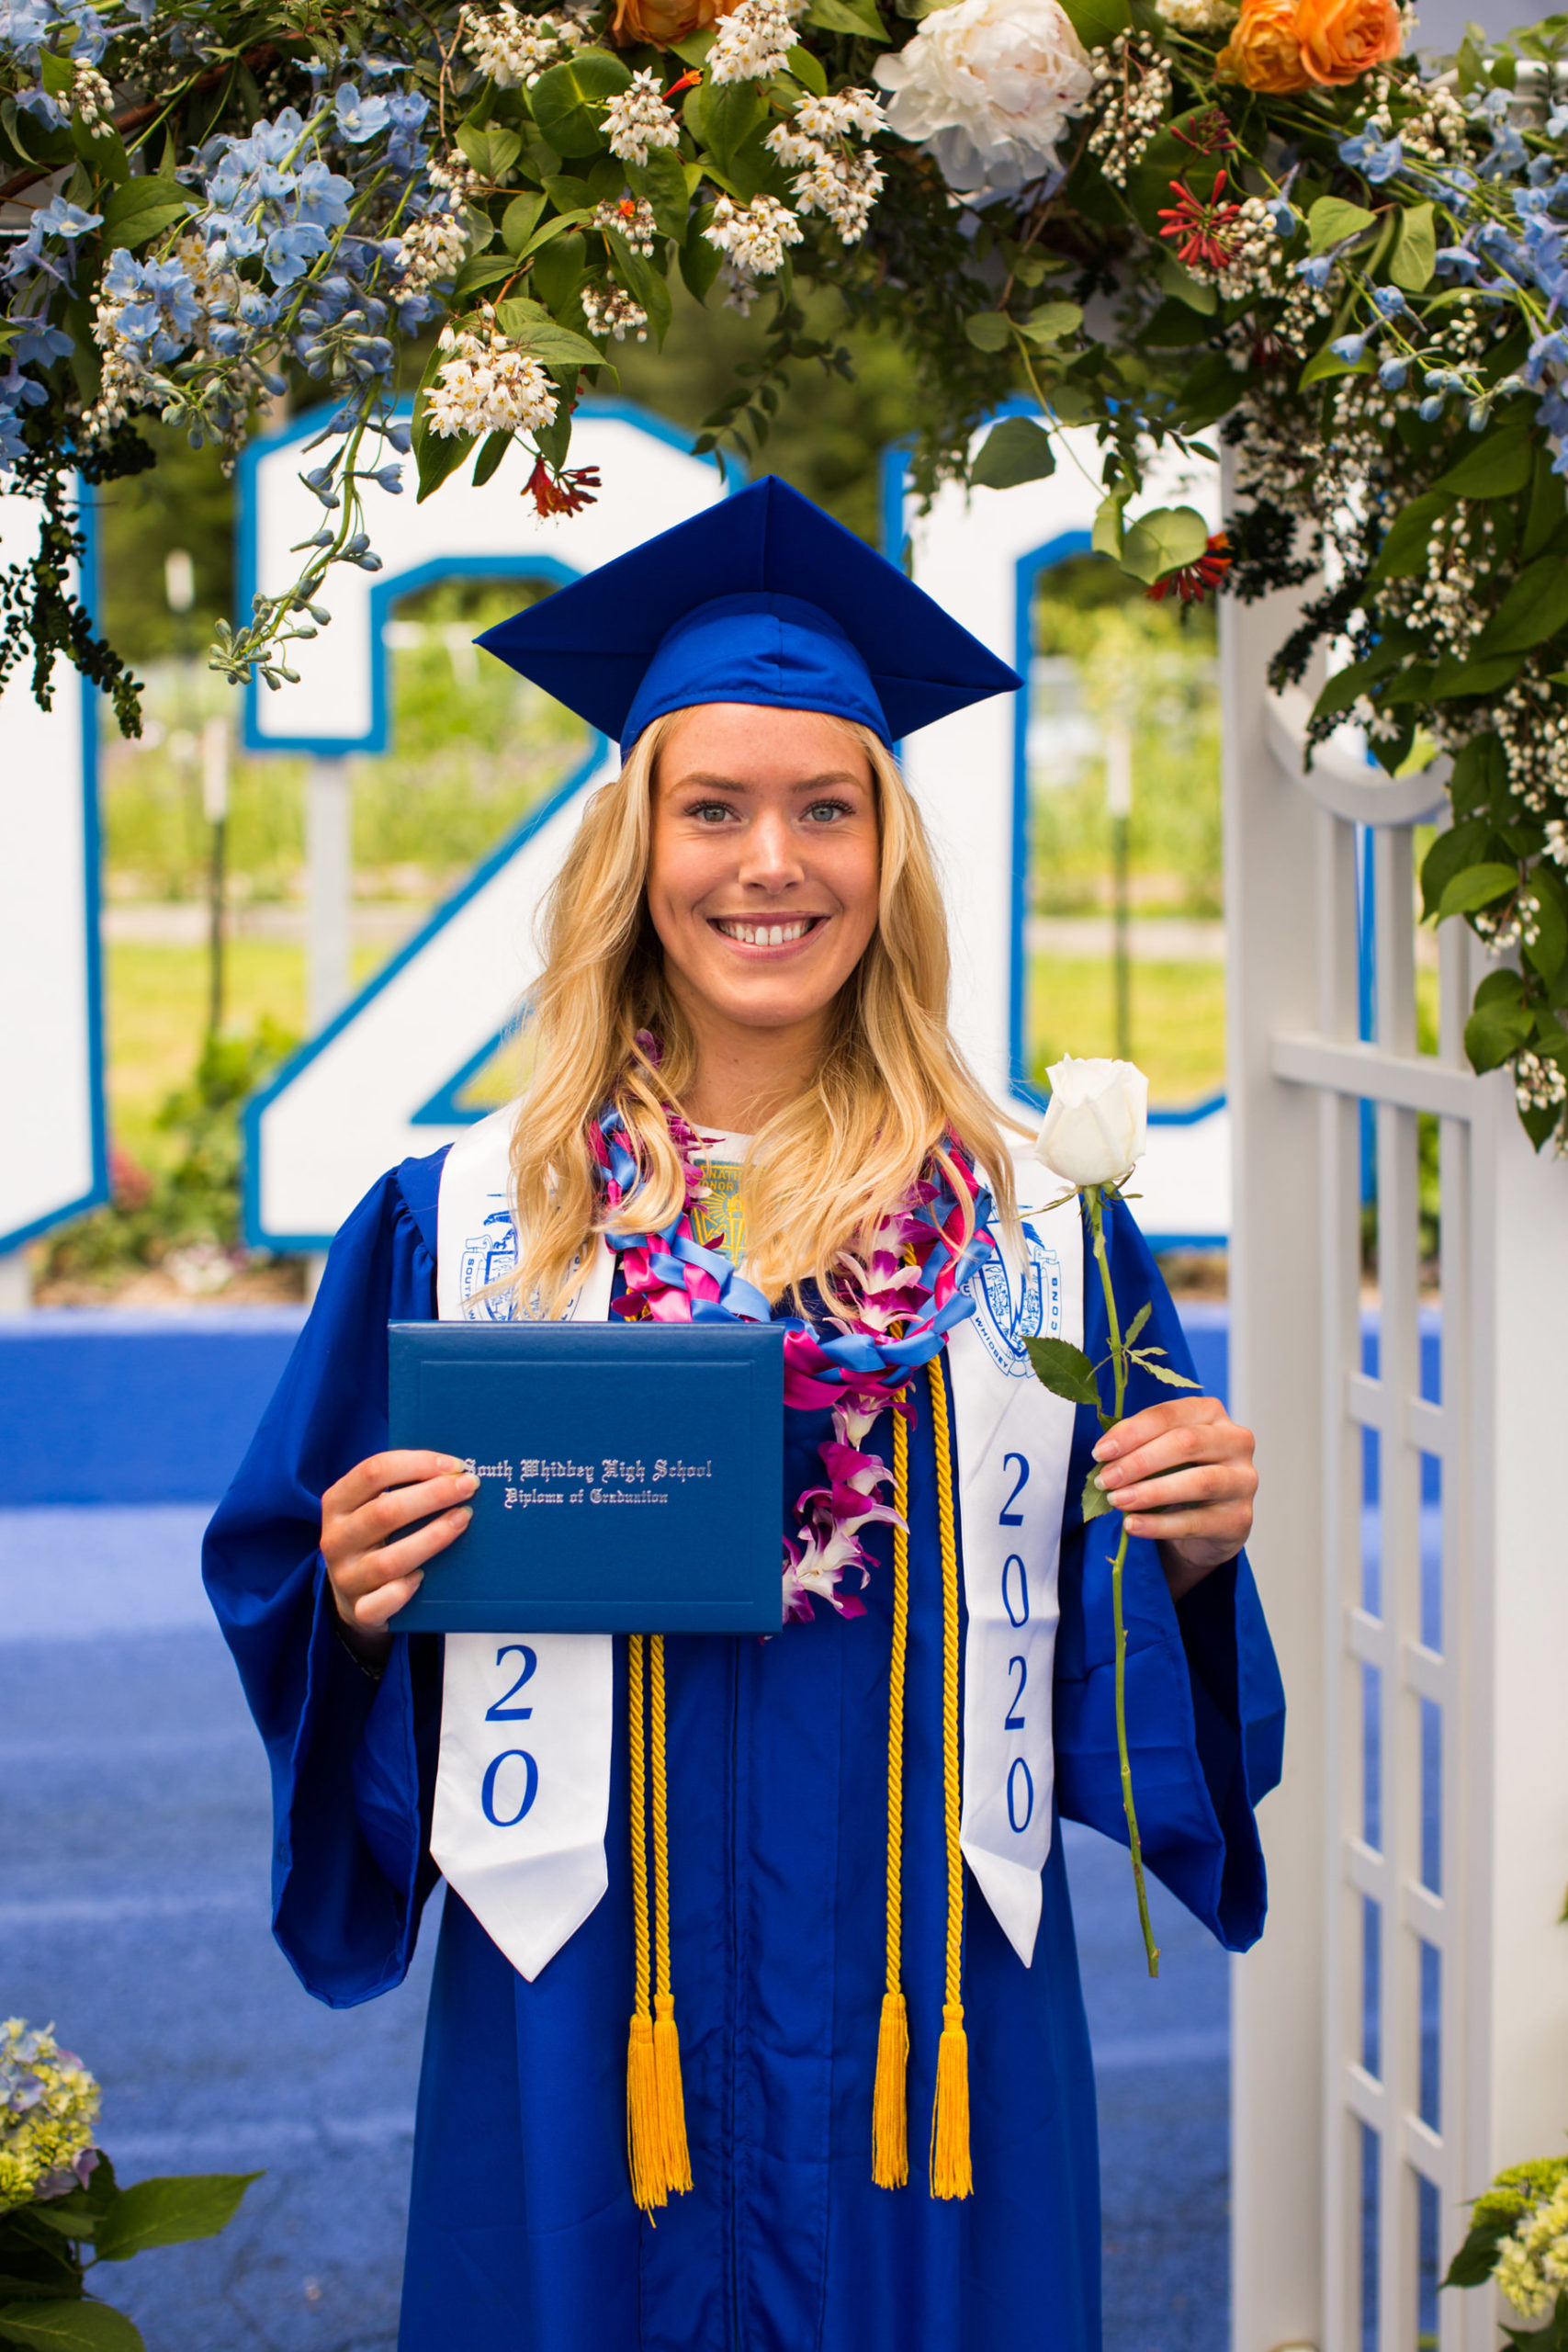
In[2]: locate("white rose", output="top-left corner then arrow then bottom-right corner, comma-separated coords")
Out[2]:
1034,1056 -> 1148,1189
873,0 -> 1094,203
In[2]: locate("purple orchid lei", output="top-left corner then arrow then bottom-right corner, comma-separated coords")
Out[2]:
586,1059 -> 996,1625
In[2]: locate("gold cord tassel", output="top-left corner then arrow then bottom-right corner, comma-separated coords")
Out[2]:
626,1634 -> 667,2213
872,1408 -> 911,2189
927,1360 -> 973,2201
649,1634 -> 693,2195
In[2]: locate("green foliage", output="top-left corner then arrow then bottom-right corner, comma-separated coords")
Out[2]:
1023,1335 -> 1102,1409
0,2154 -> 258,2352
41,1016 -> 298,1283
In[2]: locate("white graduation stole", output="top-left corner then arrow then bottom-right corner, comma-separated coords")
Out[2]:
426,1110 -> 1081,1979
429,1111 -> 616,1983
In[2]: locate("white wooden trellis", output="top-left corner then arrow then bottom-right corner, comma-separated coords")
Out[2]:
1224,506 -> 1568,2350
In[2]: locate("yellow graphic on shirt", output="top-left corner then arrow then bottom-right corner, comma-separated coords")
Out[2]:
689,1163 -> 747,1261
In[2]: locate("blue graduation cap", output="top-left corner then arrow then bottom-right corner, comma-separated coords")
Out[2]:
475,475 -> 1020,752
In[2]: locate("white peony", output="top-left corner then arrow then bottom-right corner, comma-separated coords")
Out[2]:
873,0 -> 1094,203
1034,1056 -> 1148,1189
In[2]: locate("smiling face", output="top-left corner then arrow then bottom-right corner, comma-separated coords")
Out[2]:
645,702 -> 882,1114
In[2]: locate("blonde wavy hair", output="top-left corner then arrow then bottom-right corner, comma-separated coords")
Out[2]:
507,709 -> 1022,1317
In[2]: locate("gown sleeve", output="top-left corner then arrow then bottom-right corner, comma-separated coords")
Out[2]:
201,1153 -> 449,2007
1052,1196 -> 1286,1952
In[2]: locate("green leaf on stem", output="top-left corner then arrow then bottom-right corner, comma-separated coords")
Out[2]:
1436,860 -> 1518,919
963,311 -> 1011,352
1473,555 -> 1568,656
970,416 -> 1055,489
1370,491 -> 1450,582
1017,300 -> 1082,345
1431,423 -> 1534,500
1388,200 -> 1436,291
99,177 -> 193,251
1306,194 -> 1377,254
1465,994 -> 1535,1072
93,2175 -> 261,2263
1080,1466 -> 1114,1522
1123,1301 -> 1152,1346
1119,505 -> 1208,586
804,0 -> 888,34
0,2301 -> 145,2351
502,191 -> 547,254
1126,1355 -> 1201,1390
1023,1335 -> 1103,1409
528,51 -> 633,159
1056,0 -> 1131,47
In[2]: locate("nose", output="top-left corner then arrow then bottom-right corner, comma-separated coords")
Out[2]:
736,806 -> 806,894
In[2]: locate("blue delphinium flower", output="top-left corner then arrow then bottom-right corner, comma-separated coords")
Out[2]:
1379,356 -> 1408,390
1434,243 -> 1482,281
1370,284 -> 1408,319
105,249 -> 201,360
1296,254 -> 1334,288
333,83 -> 393,143
1331,332 -> 1370,363
2,195 -> 103,283
1339,129 -> 1404,183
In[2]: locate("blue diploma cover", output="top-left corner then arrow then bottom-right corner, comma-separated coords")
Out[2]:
386,1321 -> 785,1634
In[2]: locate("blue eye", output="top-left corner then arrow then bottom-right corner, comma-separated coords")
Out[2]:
806,799 -> 851,823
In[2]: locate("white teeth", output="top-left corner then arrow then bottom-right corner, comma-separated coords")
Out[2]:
716,918 -> 813,945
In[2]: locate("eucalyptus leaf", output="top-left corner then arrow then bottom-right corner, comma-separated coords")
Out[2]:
970,416 -> 1055,489
1119,504 -> 1209,586
1018,300 -> 1082,346
964,310 -> 1012,353
527,51 -> 633,159
1023,1335 -> 1103,1409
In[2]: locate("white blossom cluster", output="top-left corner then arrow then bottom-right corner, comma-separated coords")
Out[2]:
709,0 -> 805,85
704,190 -> 804,307
1397,506 -> 1491,660
603,68 -> 681,164
460,3 -> 585,86
1514,1048 -> 1567,1115
1546,817 -> 1568,871
592,194 -> 658,254
1494,675 -> 1568,818
428,153 -> 486,209
1086,35 -> 1172,187
427,306 -> 559,436
394,206 -> 471,299
73,61 -> 115,135
765,88 -> 886,243
1154,0 -> 1238,26
581,280 -> 649,339
1190,194 -> 1288,301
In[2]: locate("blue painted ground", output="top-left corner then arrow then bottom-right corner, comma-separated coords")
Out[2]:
0,1502 -> 1228,2352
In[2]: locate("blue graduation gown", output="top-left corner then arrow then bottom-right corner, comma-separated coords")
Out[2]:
203,1153 -> 1283,2352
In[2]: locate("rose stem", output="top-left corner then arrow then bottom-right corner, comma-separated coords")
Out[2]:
1087,1183 -> 1160,1980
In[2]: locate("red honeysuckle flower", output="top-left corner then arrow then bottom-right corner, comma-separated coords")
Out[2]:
1156,171 -> 1244,274
1171,105 -> 1236,155
1145,532 -> 1233,605
525,458 -> 603,518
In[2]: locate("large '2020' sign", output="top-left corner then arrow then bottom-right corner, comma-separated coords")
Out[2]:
244,400 -> 1227,1250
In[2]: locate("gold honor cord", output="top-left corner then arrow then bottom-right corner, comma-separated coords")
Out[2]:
872,1407 -> 911,2189
626,1634 -> 692,2213
649,1634 -> 693,2193
927,1359 -> 973,2201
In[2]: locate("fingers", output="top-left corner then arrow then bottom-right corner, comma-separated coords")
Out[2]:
321,1453 -> 479,1634
1093,1397 -> 1258,1550
322,1450 -> 469,1521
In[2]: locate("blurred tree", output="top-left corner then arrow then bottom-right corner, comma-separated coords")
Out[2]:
91,420 -> 237,665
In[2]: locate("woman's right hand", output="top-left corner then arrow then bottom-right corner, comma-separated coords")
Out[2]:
321,1451 -> 478,1664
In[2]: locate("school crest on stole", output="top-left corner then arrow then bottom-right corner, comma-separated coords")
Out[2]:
457,1205 -> 517,1320
965,1217 -> 1063,1376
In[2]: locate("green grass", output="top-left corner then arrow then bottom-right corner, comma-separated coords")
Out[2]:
1029,957 -> 1227,1107
106,941 -> 381,1172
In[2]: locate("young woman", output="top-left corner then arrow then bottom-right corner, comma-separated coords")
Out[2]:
205,478 -> 1281,2352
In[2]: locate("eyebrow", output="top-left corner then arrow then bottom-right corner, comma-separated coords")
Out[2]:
666,769 -> 870,793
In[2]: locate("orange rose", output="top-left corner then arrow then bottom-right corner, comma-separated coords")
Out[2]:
1216,0 -> 1312,93
610,0 -> 739,46
1295,0 -> 1403,83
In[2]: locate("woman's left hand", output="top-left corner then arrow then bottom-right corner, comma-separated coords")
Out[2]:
1091,1396 -> 1258,1601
